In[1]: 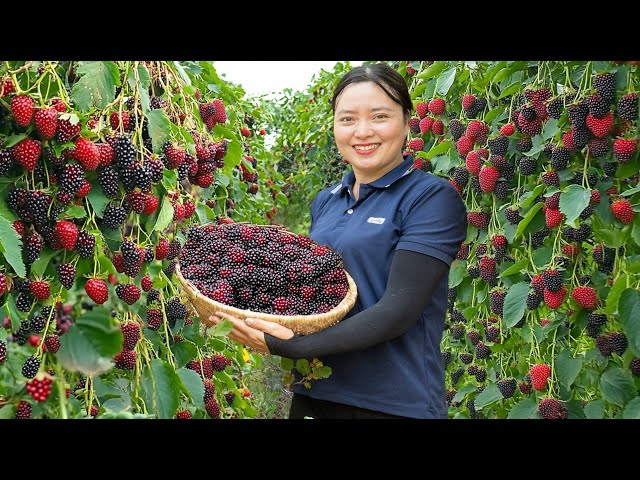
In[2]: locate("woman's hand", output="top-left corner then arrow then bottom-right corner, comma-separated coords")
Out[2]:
206,311 -> 295,354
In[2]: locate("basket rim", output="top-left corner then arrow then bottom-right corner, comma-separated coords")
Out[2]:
175,262 -> 358,324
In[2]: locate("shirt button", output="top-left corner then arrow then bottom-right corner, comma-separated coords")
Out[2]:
347,209 -> 353,214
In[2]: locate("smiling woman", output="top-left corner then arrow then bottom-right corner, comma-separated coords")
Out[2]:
213,61 -> 363,97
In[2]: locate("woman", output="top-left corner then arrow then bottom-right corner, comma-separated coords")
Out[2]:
207,63 -> 467,419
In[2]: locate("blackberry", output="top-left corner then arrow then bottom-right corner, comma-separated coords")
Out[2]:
442,351 -> 451,368
596,334 -> 612,356
6,187 -> 27,212
571,127 -> 589,149
587,138 -> 609,157
164,260 -> 177,277
494,181 -> 509,200
554,256 -> 570,270
144,246 -> 155,263
538,398 -> 568,419
505,206 -> 523,225
113,135 -> 136,164
450,310 -> 467,323
16,292 -> 34,312
609,332 -> 628,356
133,163 -> 152,190
603,162 -> 617,177
451,323 -> 464,340
520,104 -> 537,122
488,135 -> 509,156
446,389 -> 457,407
22,355 -> 40,379
516,138 -> 532,153
57,263 -> 76,289
147,289 -> 160,304
459,353 -> 474,364
469,176 -> 482,194
568,101 -> 589,126
166,240 -> 182,260
490,290 -> 506,315
449,119 -> 465,141
531,228 -> 550,248
452,167 -> 469,187
588,93 -> 610,118
225,392 -> 236,406
76,231 -> 96,258
486,326 -> 500,342
546,97 -> 563,119
0,339 -> 5,364
497,378 -> 517,399
467,265 -> 480,279
98,166 -> 120,198
578,274 -> 591,285
526,292 -> 542,310
29,315 -> 45,332
551,147 -> 570,171
15,401 -> 32,419
474,368 -> 487,383
58,164 -> 85,195
467,330 -> 480,346
451,367 -> 465,386
543,143 -> 554,158
630,358 -> 640,377
501,161 -> 516,182
119,164 -> 138,193
146,157 -> 165,183
165,298 -> 187,325
475,342 -> 491,359
586,312 -> 607,338
542,270 -> 563,292
618,93 -> 638,121
586,173 -> 598,187
0,148 -> 14,176
592,73 -> 616,104
579,205 -> 595,220
518,157 -> 537,175
25,233 -> 44,263
102,205 -> 127,230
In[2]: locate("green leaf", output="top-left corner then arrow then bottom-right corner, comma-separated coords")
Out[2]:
492,66 -> 511,84
503,282 -> 529,327
627,254 -> 640,273
507,398 -> 539,419
296,358 -> 311,376
172,342 -> 197,368
0,211 -> 25,277
542,118 -> 558,141
57,308 -> 123,375
0,404 -> 17,419
146,109 -> 172,153
499,258 -> 528,278
65,205 -> 87,219
435,67 -> 457,96
623,397 -> 640,419
2,134 -> 27,148
173,61 -> 192,86
621,183 -> 640,197
515,203 -> 544,239
206,318 -> 233,337
533,246 -> 553,268
452,384 -> 477,404
417,61 -> 447,80
216,173 -> 230,187
153,196 -> 173,233
31,248 -> 56,277
70,61 -> 119,111
410,81 -> 427,100
280,357 -> 294,371
141,358 -> 181,419
448,260 -> 466,288
177,368 -> 205,410
606,275 -> 630,315
312,365 -> 332,379
633,223 -> 640,248
584,399 -> 604,419
474,383 -> 503,409
521,184 -> 546,209
425,141 -> 452,159
618,288 -> 640,356
484,107 -> 504,125
102,395 -> 131,412
555,349 -> 583,388
498,82 -> 522,99
616,155 -> 639,179
599,367 -> 637,406
87,186 -> 109,218
599,225 -> 631,249
559,185 -> 591,226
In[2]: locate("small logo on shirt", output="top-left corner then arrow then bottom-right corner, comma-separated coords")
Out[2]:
367,217 -> 385,224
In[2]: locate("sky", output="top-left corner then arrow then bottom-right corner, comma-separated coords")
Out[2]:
213,61 -> 363,98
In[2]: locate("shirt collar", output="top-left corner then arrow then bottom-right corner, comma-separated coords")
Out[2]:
338,154 -> 414,195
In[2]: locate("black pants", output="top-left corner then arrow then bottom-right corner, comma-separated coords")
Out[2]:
288,393 -> 408,419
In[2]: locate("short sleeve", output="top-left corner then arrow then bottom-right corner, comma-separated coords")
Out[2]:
396,178 -> 467,266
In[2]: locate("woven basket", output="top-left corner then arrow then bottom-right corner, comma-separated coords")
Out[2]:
175,224 -> 358,335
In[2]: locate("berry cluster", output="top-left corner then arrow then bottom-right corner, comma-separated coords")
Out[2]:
179,223 -> 350,316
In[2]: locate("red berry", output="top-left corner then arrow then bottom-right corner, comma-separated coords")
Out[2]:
11,95 -> 35,126
55,220 -> 79,250
73,138 -> 100,171
416,102 -> 428,118
529,364 -> 551,391
428,98 -> 446,115
611,199 -> 634,224
28,335 -> 41,347
500,123 -> 515,136
34,108 -> 58,140
12,138 -> 41,172
141,275 -> 153,292
544,287 -> 567,309
85,278 -> 109,304
479,165 -> 500,192
29,280 -> 50,300
572,286 -> 597,309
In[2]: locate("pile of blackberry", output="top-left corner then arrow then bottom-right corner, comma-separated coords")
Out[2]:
178,223 -> 350,316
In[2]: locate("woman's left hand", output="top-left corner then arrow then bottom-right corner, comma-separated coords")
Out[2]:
205,311 -> 295,353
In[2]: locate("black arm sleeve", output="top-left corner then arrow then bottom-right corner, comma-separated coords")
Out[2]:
265,249 -> 449,359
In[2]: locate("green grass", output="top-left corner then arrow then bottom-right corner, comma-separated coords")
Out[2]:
244,354 -> 292,419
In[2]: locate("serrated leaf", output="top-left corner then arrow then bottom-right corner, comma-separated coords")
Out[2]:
2,134 -> 27,148
559,185 -> 591,226
521,184 -> 546,208
281,357 -> 294,371
448,260 -> 466,288
30,248 -> 56,277
70,61 -> 119,111
618,288 -> 640,356
533,246 -> 552,268
452,384 -> 477,404
606,275 -> 630,315
177,368 -> 205,410
503,282 -> 529,327
474,383 -> 503,409
57,308 -> 122,375
173,62 -> 191,86
140,358 -> 181,419
542,118 -> 558,140
312,365 -> 332,379
599,367 -> 637,406
435,67 -> 457,96
515,202 -> 544,239
206,318 -> 233,337
507,398 -> 539,418
216,173 -> 230,187
425,140 -> 452,159
417,61 -> 447,80
87,186 -> 109,218
584,399 -> 604,419
623,397 -> 640,419
146,109 -> 172,153
0,211 -> 25,277
296,358 -> 311,376
492,66 -> 511,84
0,404 -> 17,419
172,341 -> 197,367
65,205 -> 87,219
598,225 -> 631,249
153,196 -> 173,233
555,349 -> 583,388
500,258 -> 528,277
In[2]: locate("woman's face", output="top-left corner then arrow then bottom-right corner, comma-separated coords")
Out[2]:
333,81 -> 409,181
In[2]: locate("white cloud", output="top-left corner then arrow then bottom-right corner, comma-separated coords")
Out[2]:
213,61 -> 363,98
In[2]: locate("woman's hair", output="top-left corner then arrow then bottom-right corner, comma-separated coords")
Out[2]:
331,63 -> 412,118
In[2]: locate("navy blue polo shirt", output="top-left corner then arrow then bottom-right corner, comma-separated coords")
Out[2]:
296,155 -> 467,418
